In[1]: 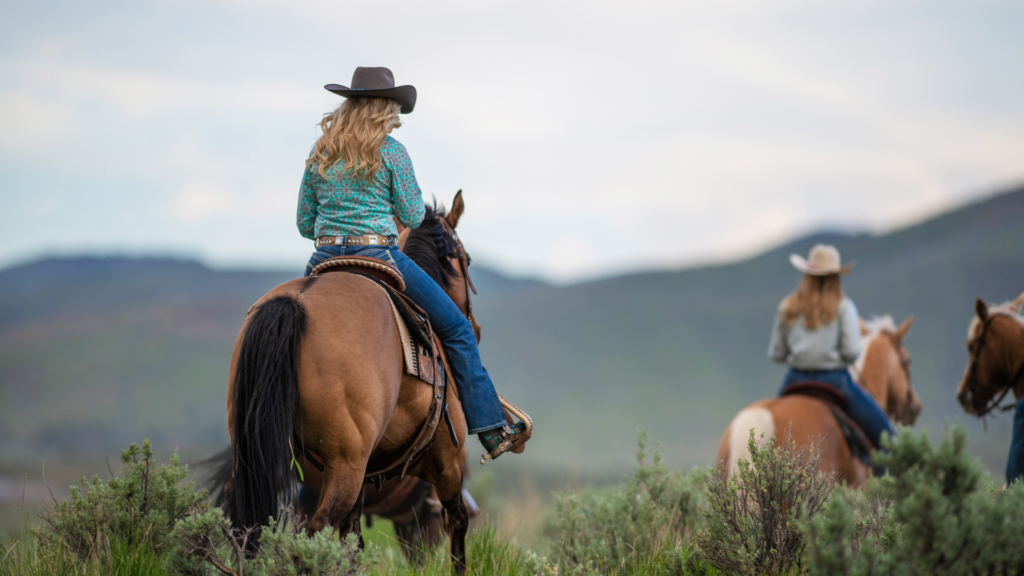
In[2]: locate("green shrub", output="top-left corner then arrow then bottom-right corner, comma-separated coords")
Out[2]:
165,506 -> 379,576
801,485 -> 898,575
804,424 -> 1024,575
546,431 -> 704,571
38,439 -> 208,563
694,427 -> 837,576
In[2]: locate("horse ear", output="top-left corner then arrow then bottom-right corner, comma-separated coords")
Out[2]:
859,317 -> 869,336
1010,291 -> 1024,314
446,190 -> 465,230
976,298 -> 989,321
895,315 -> 914,342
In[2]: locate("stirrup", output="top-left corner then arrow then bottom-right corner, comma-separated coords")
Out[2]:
479,422 -> 527,465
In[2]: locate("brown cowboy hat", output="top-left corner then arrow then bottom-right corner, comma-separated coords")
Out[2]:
325,67 -> 417,114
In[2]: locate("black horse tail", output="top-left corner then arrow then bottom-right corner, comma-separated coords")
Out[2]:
195,445 -> 233,508
225,295 -> 307,532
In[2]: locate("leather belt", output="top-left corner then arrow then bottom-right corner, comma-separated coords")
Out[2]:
316,235 -> 398,248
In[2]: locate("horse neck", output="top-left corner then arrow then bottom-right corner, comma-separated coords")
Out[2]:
857,335 -> 894,412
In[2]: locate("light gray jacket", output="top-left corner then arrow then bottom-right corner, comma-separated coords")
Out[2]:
768,297 -> 862,370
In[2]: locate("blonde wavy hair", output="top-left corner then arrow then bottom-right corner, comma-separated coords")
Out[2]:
307,97 -> 402,180
779,274 -> 844,330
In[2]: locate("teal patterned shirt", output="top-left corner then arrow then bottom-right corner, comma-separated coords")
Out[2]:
296,135 -> 426,240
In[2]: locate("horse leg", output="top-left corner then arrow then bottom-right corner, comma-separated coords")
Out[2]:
308,466 -> 365,546
436,474 -> 469,575
422,489 -> 445,552
338,487 -> 366,549
393,516 -> 426,565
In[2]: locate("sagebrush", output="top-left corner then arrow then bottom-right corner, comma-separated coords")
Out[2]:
694,426 -> 836,576
546,431 -> 705,572
165,506 -> 377,576
38,439 -> 207,562
803,424 -> 1024,575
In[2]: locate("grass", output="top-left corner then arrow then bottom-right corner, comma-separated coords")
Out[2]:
2,514 -> 718,576
1,525 -> 164,576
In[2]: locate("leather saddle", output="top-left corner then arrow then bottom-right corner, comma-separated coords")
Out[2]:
309,255 -> 406,292
781,381 -> 873,465
304,255 -> 459,487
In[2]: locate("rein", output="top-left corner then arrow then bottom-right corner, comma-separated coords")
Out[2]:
964,315 -> 1024,418
438,217 -> 477,323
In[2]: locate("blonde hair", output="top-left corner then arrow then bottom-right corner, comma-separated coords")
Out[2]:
780,274 -> 844,330
307,97 -> 402,180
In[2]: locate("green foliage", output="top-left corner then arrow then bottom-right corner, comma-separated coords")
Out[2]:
165,506 -> 379,576
804,424 -> 1024,575
546,431 -> 705,571
38,439 -> 208,563
371,524 -> 537,576
694,427 -> 837,575
13,428 -> 1024,576
801,486 -> 897,576
1,524 -> 166,576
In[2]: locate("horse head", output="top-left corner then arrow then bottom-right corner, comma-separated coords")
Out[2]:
400,190 -> 481,343
956,292 -> 1024,416
859,315 -> 920,426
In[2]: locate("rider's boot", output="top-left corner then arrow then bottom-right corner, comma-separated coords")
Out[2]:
478,422 -> 528,463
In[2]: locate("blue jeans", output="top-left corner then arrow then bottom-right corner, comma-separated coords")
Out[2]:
779,368 -> 896,450
1007,398 -> 1024,485
305,245 -> 506,434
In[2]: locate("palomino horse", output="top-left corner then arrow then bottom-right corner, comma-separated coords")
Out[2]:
955,293 -> 1024,430
716,316 -> 919,487
224,192 -> 481,572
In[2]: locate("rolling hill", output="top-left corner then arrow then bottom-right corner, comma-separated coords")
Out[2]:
2,186 -> 1023,480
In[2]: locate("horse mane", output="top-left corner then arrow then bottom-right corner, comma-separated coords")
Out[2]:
404,203 -> 461,290
863,315 -> 897,336
854,315 -> 897,377
968,298 -> 1024,339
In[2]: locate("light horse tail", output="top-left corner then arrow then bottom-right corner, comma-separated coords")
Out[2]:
225,295 -> 308,531
721,403 -> 775,476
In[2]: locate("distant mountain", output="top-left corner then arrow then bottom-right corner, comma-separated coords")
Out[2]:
2,186 -> 1023,479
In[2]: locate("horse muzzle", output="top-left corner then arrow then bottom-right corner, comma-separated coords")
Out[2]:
957,386 -> 978,416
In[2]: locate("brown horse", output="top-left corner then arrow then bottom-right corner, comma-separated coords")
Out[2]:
224,192 -> 480,573
955,292 -> 1024,419
716,316 -> 918,487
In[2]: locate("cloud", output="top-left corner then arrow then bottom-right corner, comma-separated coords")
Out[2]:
0,90 -> 71,151
1,0 -> 1023,280
172,183 -> 237,221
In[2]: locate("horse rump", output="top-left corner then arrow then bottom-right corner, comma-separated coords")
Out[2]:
225,295 -> 308,533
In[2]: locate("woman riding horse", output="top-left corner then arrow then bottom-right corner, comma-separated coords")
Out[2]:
769,244 -> 895,462
297,66 -> 527,460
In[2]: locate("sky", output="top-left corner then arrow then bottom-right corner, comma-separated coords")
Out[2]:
1,0 -> 1022,283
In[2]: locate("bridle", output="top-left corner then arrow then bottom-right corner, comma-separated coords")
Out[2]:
438,217 -> 477,324
963,314 -> 1024,418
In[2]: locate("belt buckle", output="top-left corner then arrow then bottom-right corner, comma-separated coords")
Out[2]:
334,237 -> 344,246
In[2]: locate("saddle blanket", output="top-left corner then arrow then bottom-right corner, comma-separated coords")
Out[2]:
383,291 -> 441,386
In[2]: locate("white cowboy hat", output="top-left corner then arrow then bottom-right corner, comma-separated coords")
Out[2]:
789,244 -> 854,276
